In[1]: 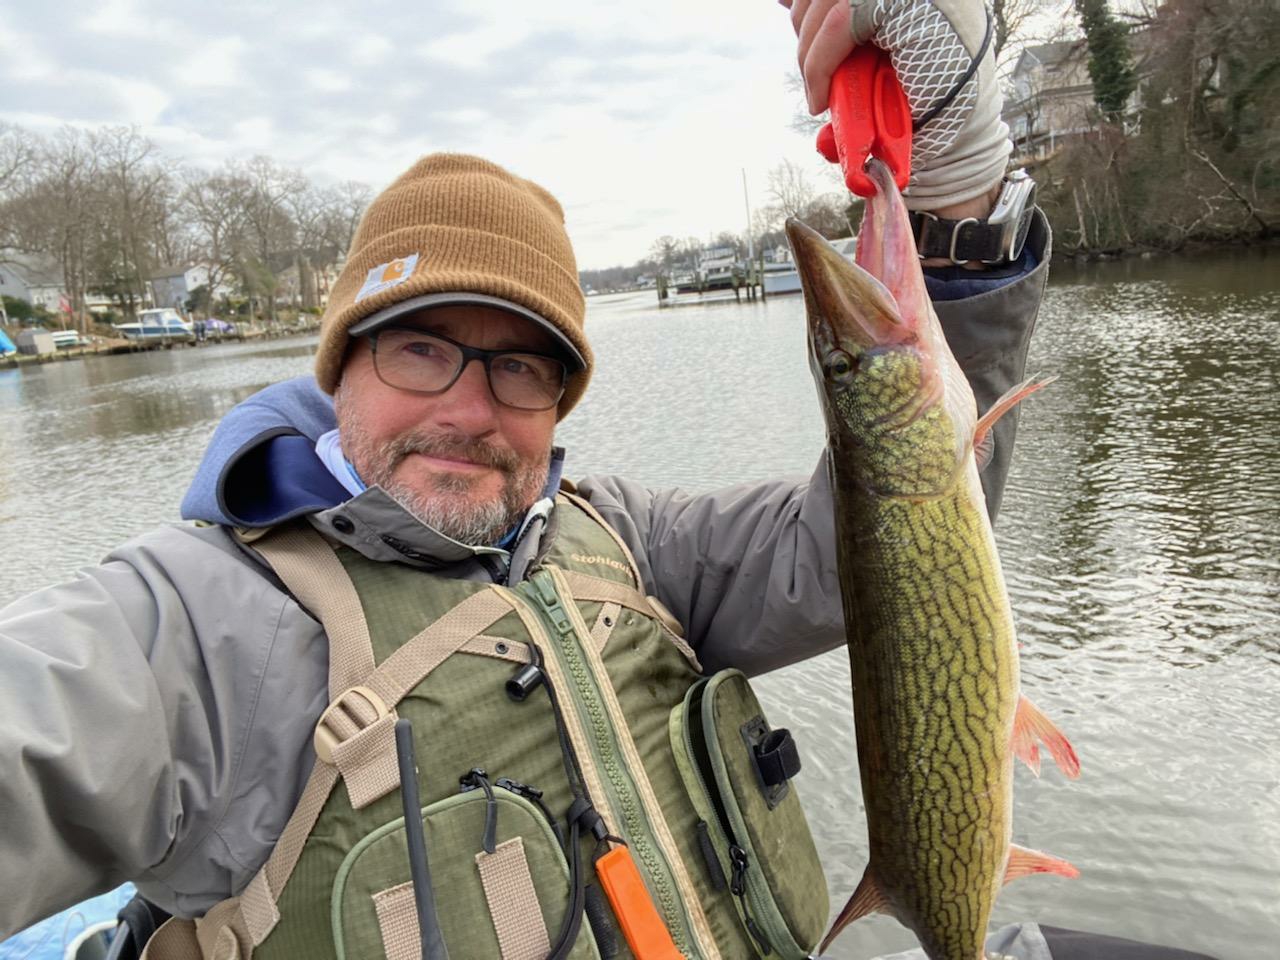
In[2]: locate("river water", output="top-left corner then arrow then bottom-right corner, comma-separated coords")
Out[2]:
1,249 -> 1276,959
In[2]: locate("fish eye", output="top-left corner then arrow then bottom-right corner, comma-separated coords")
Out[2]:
824,349 -> 857,383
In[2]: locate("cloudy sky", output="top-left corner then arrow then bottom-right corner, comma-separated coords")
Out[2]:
0,0 -> 839,269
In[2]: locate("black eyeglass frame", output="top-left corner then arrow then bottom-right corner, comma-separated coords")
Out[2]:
365,324 -> 569,411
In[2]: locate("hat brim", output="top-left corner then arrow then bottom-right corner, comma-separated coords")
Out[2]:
347,292 -> 585,373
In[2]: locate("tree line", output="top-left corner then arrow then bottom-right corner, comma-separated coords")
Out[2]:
1039,0 -> 1277,253
0,124 -> 374,328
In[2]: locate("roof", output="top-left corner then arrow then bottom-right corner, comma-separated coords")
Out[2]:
1011,40 -> 1084,77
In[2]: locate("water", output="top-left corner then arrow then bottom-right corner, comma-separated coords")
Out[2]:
1,249 -> 1277,959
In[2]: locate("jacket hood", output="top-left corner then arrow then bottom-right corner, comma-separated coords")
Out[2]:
182,376 -> 346,528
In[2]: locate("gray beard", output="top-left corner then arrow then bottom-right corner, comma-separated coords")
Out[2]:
336,391 -> 549,546
380,465 -> 544,547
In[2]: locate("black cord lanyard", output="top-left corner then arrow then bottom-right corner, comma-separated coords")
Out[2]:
913,6 -> 995,134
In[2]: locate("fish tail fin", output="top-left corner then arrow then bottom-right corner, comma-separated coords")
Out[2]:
1004,844 -> 1080,884
1011,694 -> 1081,779
820,865 -> 891,953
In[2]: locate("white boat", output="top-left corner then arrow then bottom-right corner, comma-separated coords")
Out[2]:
762,236 -> 856,295
114,308 -> 194,341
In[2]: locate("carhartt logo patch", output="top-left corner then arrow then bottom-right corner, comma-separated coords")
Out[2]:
355,253 -> 420,303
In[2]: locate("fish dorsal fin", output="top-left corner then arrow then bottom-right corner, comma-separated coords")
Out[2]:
1003,844 -> 1080,885
973,374 -> 1058,464
819,865 -> 893,953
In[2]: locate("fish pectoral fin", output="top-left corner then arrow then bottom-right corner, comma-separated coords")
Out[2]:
1004,844 -> 1080,884
819,866 -> 893,953
1011,694 -> 1082,779
973,374 -> 1059,470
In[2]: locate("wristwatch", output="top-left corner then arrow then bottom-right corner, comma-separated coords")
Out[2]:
909,170 -> 1037,265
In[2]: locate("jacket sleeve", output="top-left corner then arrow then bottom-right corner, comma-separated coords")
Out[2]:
576,213 -> 1051,677
0,525 -> 323,936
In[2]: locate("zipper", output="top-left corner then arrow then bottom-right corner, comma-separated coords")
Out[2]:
519,572 -> 698,955
682,687 -> 776,956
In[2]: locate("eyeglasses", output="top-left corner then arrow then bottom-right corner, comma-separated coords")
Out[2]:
367,325 -> 568,411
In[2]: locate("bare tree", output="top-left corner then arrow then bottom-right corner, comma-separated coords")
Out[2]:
12,128 -> 99,328
89,126 -> 174,316
181,166 -> 252,315
0,123 -> 39,266
238,156 -> 306,322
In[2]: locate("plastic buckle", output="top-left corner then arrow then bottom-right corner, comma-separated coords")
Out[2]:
313,685 -> 391,764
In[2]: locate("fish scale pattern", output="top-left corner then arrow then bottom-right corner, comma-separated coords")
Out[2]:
859,1 -> 980,173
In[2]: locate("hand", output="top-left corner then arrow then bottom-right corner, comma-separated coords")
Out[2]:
783,0 -> 855,116
782,0 -> 1012,211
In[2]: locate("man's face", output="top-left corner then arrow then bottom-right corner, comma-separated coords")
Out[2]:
335,304 -> 561,545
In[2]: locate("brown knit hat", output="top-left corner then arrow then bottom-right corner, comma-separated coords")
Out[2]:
314,153 -> 591,418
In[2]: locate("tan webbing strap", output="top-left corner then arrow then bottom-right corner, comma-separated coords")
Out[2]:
139,918 -> 203,960
559,570 -> 701,669
589,602 -> 622,651
558,569 -> 651,615
251,524 -> 376,697
258,760 -> 340,905
475,838 -> 551,960
362,587 -> 514,710
372,882 -> 424,960
138,898 -> 250,960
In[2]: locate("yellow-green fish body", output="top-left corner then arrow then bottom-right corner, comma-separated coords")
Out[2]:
788,161 -> 1079,960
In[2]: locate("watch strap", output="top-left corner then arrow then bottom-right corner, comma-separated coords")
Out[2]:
909,211 -> 1008,264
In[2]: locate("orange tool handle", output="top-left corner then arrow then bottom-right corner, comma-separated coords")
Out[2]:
595,845 -> 684,960
815,44 -> 912,197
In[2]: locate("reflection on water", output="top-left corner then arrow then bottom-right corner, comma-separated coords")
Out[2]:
1,249 -> 1277,959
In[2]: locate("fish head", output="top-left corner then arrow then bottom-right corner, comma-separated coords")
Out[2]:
787,159 -> 978,500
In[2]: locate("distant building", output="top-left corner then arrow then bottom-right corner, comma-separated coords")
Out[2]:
1003,41 -> 1095,164
0,251 -> 128,317
1003,32 -> 1152,165
0,253 -> 68,313
147,263 -> 237,313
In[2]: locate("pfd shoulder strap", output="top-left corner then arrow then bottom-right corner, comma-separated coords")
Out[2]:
154,521 -> 514,959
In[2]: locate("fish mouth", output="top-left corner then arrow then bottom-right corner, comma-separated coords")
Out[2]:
785,158 -> 927,354
785,219 -> 903,356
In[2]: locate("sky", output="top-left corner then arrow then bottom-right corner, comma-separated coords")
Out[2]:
0,0 -> 838,270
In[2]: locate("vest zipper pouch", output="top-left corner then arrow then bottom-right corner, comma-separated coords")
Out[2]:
331,786 -> 601,960
669,669 -> 828,959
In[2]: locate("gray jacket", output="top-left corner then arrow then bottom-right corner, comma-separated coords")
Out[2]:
0,216 -> 1050,935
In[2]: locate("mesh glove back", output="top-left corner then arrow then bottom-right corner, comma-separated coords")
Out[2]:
850,0 -> 1012,208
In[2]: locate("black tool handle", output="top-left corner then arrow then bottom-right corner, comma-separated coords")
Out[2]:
395,717 -> 450,960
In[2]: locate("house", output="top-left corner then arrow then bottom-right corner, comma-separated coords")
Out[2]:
0,251 -> 122,317
147,263 -> 236,313
0,253 -> 67,313
1002,41 -> 1096,164
1002,31 -> 1153,165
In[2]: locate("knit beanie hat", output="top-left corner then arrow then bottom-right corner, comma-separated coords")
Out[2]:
314,153 -> 592,418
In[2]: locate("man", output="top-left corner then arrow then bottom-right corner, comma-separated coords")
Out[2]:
0,4 -> 1214,959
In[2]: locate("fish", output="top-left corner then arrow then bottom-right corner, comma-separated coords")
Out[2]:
787,159 -> 1081,960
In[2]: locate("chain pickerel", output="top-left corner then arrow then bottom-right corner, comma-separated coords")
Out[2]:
788,160 -> 1080,960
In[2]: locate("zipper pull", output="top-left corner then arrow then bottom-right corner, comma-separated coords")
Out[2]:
495,777 -> 567,848
459,768 -> 498,854
729,844 -> 749,897
530,576 -> 574,636
729,844 -> 774,954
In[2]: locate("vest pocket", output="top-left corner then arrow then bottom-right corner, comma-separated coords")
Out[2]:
331,789 -> 600,960
668,669 -> 829,959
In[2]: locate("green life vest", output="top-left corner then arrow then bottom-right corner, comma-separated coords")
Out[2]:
143,493 -> 826,960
